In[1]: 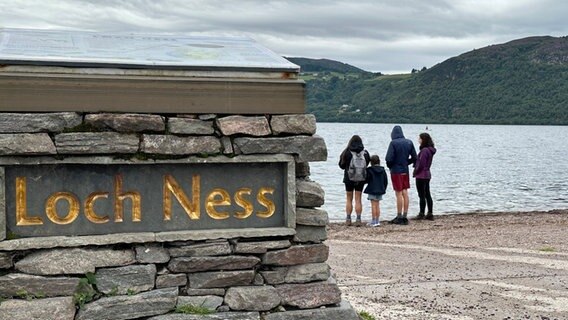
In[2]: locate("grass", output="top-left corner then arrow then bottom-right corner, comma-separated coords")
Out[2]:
175,304 -> 214,315
539,246 -> 556,252
359,310 -> 376,320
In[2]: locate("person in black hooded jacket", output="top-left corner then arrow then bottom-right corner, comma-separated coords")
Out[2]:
338,135 -> 371,226
364,155 -> 388,227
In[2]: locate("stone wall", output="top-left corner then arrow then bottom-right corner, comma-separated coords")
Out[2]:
0,112 -> 359,320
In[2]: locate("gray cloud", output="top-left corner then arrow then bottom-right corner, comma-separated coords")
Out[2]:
1,0 -> 567,73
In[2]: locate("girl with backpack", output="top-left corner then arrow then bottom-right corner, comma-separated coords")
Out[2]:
339,135 -> 370,226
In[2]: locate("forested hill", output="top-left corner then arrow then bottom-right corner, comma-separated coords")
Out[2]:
285,57 -> 369,73
290,36 -> 568,125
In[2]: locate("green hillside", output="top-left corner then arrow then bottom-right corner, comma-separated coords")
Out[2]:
298,36 -> 568,125
285,57 -> 369,74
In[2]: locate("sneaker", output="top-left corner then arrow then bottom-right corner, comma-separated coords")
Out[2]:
345,216 -> 352,226
371,221 -> 381,227
425,213 -> 434,221
354,219 -> 363,227
400,217 -> 409,225
416,213 -> 425,220
389,216 -> 401,224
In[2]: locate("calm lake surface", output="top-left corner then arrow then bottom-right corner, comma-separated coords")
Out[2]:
310,123 -> 568,221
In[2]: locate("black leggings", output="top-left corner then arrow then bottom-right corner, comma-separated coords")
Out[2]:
416,178 -> 433,214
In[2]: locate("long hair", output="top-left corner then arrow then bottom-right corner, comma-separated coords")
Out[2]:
340,135 -> 363,166
419,132 -> 434,149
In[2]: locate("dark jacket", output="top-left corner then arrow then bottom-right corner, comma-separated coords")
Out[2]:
364,165 -> 388,195
339,140 -> 370,183
413,146 -> 437,179
385,126 -> 417,174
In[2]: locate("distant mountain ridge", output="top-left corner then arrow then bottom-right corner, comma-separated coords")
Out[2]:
294,36 -> 568,125
285,57 -> 369,73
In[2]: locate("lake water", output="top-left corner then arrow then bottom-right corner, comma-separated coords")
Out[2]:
310,123 -> 568,222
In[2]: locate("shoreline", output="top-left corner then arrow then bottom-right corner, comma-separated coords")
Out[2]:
326,209 -> 568,319
327,208 -> 568,223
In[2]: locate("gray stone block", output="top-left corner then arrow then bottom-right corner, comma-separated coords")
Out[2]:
262,244 -> 329,266
168,256 -> 260,273
135,244 -> 171,264
141,135 -> 221,155
253,273 -> 265,285
293,225 -> 327,243
75,287 -> 178,320
168,118 -> 215,135
270,114 -> 317,135
168,241 -> 232,257
221,136 -> 234,154
216,116 -> 271,136
188,270 -> 255,289
156,274 -> 187,288
225,286 -> 280,311
0,112 -> 82,133
284,263 -> 331,284
233,136 -> 327,162
296,208 -> 328,226
0,133 -> 56,155
0,273 -> 79,298
147,312 -> 260,320
296,180 -> 325,207
184,288 -> 225,296
96,264 -> 156,295
260,268 -> 288,285
0,296 -> 76,320
263,299 -> 359,320
276,281 -> 342,309
295,162 -> 310,178
177,295 -> 224,311
198,114 -> 217,121
85,113 -> 165,132
233,240 -> 291,254
0,252 -> 12,269
55,132 -> 139,154
15,248 -> 135,275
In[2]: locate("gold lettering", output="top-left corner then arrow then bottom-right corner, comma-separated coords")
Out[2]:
15,177 -> 43,226
163,174 -> 200,220
256,187 -> 275,218
114,175 -> 141,222
206,189 -> 231,220
45,192 -> 80,225
234,188 -> 253,219
85,192 -> 110,224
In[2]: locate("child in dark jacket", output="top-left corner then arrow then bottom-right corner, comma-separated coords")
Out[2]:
364,155 -> 388,227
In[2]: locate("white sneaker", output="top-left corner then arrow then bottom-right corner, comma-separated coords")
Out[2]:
371,222 -> 381,227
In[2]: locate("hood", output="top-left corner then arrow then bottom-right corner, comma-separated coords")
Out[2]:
391,126 -> 405,140
370,165 -> 385,173
348,140 -> 364,153
421,146 -> 437,154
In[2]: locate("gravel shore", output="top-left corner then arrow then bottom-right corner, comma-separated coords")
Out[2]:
326,210 -> 568,319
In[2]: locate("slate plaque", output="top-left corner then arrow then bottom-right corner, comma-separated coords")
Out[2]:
4,163 -> 287,238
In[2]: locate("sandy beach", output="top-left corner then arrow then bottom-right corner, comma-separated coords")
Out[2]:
326,210 -> 568,319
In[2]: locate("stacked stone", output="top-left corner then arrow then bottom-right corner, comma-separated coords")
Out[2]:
0,112 -> 359,320
0,113 -> 326,159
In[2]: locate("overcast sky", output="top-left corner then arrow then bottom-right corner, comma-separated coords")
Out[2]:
1,0 -> 567,74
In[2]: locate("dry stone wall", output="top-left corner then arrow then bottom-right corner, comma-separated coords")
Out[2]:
0,112 -> 359,320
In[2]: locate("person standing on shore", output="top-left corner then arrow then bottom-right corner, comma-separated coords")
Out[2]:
364,155 -> 388,227
414,132 -> 437,220
339,135 -> 370,226
385,125 -> 417,225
